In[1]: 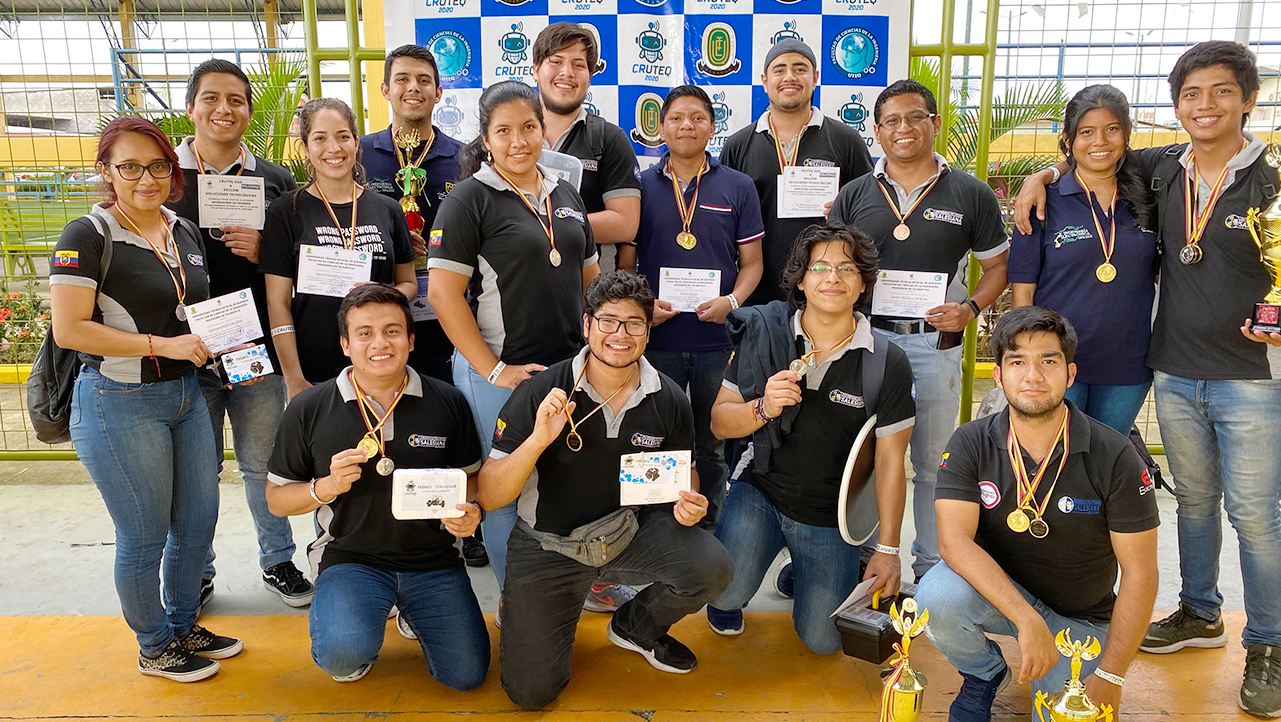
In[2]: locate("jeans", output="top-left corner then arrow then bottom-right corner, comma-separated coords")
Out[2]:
915,560 -> 1110,700
309,563 -> 489,688
197,370 -> 295,576
711,480 -> 864,655
70,366 -> 220,657
1153,370 -> 1281,648
452,349 -> 518,589
874,327 -> 962,580
1064,380 -> 1152,435
500,507 -> 733,709
645,349 -> 732,528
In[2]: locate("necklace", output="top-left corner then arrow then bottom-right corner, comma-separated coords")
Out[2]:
350,371 -> 409,476
1074,171 -> 1118,283
564,362 -> 638,452
315,183 -> 360,250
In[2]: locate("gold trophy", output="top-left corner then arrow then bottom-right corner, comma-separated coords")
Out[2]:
1033,629 -> 1114,722
1246,145 -> 1281,333
879,598 -> 929,722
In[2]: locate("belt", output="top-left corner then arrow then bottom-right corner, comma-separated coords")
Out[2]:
870,317 -> 926,335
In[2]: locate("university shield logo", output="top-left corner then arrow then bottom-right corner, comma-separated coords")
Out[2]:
696,23 -> 741,77
428,30 -> 473,83
630,93 -> 665,147
830,27 -> 879,81
499,23 -> 530,65
635,22 -> 667,63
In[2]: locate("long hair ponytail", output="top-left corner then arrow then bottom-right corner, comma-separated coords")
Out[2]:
457,81 -> 545,180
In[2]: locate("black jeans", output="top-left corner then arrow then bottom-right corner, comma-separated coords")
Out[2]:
499,507 -> 734,709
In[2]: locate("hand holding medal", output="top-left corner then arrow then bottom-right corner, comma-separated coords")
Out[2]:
562,363 -> 638,452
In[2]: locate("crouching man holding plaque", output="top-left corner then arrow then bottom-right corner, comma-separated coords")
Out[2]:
479,271 -> 733,710
915,307 -> 1158,722
265,284 -> 489,687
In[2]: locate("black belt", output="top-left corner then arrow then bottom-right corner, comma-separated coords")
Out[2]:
870,317 -> 926,335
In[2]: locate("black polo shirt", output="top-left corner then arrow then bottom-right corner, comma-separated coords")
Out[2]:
718,108 -> 874,305
50,205 -> 210,383
168,137 -> 298,372
935,400 -> 1160,623
267,366 -> 483,576
360,125 -> 465,373
427,164 -> 598,367
829,156 -> 1009,317
258,189 -> 416,383
490,349 -> 695,536
722,311 -> 916,527
1138,135 -> 1281,380
547,108 -> 642,217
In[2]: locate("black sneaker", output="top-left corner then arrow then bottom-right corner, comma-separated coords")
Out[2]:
1141,602 -> 1229,653
949,659 -> 1011,722
1241,644 -> 1281,718
607,617 -> 697,674
139,639 -> 220,682
262,561 -> 314,608
178,624 -> 244,660
774,559 -> 795,599
463,536 -> 490,568
196,578 -> 214,619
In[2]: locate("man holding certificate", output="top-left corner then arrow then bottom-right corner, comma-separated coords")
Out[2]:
265,284 -> 488,687
167,59 -> 311,611
828,79 -> 1009,581
478,271 -> 732,709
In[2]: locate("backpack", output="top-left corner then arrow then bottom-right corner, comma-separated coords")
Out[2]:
583,111 -> 607,163
27,215 -> 114,444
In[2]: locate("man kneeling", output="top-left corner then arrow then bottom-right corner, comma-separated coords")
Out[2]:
266,284 -> 488,686
480,271 -> 733,709
916,306 -> 1158,721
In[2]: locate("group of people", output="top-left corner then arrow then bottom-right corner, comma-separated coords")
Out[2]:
46,24 -> 1281,721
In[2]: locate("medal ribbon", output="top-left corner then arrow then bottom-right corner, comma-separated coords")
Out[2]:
878,641 -> 910,722
767,114 -> 802,173
492,164 -> 557,260
191,144 -> 246,177
315,183 -> 360,250
115,206 -> 186,308
798,317 -> 857,366
1007,406 -> 1071,521
876,174 -> 942,229
1183,152 -> 1233,252
350,371 -> 409,456
669,159 -> 707,238
1074,171 -> 1117,268
564,361 -> 638,442
395,128 -> 436,170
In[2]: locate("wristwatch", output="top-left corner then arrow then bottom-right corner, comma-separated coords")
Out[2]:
962,298 -> 982,319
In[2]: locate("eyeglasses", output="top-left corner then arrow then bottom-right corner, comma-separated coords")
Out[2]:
877,112 -> 938,130
103,161 -> 175,181
592,316 -> 649,336
807,263 -> 860,278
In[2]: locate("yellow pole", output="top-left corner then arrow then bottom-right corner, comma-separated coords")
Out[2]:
362,0 -> 389,133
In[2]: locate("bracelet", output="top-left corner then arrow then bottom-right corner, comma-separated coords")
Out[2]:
962,298 -> 982,319
727,293 -> 739,310
756,396 -> 779,422
147,333 -> 154,357
486,361 -> 507,385
310,478 -> 335,506
874,543 -> 900,556
1048,165 -> 1061,183
1093,668 -> 1124,687
270,325 -> 296,337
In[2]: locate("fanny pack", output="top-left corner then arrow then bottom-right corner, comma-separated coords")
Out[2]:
517,507 -> 638,568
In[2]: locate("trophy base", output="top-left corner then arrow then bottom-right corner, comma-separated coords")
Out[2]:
1255,303 -> 1281,334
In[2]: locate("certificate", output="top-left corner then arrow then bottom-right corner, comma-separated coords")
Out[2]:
410,274 -> 437,322
777,166 -> 841,219
391,468 -> 468,520
296,244 -> 372,298
197,175 -> 265,230
221,344 -> 274,384
658,267 -> 721,313
870,269 -> 948,318
619,450 -> 691,506
183,288 -> 264,354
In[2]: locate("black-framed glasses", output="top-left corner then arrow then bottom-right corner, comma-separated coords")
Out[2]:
592,316 -> 649,336
877,112 -> 938,130
103,161 -> 175,180
806,262 -> 860,278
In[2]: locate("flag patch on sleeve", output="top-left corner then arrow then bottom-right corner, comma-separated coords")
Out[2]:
54,250 -> 79,268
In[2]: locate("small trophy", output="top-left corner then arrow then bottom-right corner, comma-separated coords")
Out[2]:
879,598 -> 929,722
1246,144 -> 1281,333
393,127 -> 429,235
1034,629 -> 1114,722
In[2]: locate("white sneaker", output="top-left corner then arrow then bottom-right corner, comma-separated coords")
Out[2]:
396,610 -> 417,640
331,663 -> 372,683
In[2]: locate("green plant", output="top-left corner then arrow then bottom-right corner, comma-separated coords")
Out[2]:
0,278 -> 49,364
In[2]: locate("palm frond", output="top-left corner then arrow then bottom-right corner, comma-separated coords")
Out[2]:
948,81 -> 1068,170
243,54 -> 308,163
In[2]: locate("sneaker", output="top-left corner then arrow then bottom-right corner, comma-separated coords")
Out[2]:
463,536 -> 490,567
396,609 -> 417,640
331,663 -> 372,683
706,605 -> 744,636
774,559 -> 795,599
196,578 -> 214,619
949,658 -> 1011,722
1141,603 -> 1229,653
262,561 -> 314,608
584,583 -> 638,613
607,617 -> 698,674
139,640 -> 220,682
1241,644 -> 1281,718
178,624 -> 244,660
494,599 -> 503,630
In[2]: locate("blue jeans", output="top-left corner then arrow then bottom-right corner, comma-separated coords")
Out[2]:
70,366 -> 220,656
875,327 -> 963,580
452,349 -> 518,590
712,480 -> 864,655
198,370 -> 295,576
915,560 -> 1110,700
309,563 -> 489,688
1064,380 -> 1151,435
645,348 -> 732,528
1153,370 -> 1281,648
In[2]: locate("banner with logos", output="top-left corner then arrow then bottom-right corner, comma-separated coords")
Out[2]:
383,0 -> 908,164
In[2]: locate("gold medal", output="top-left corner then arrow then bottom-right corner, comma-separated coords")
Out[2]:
563,363 -> 637,454
549,248 -> 562,267
1180,243 -> 1202,265
566,430 -> 583,452
376,457 -> 395,476
670,160 -> 707,253
1029,517 -> 1050,539
1007,509 -> 1031,533
677,231 -> 697,250
893,223 -> 911,241
357,435 -> 379,459
1095,262 -> 1117,283
788,359 -> 808,376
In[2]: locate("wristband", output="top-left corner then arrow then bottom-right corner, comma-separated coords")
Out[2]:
1048,165 -> 1061,184
486,361 -> 507,385
962,298 -> 982,319
310,478 -> 335,505
757,396 -> 779,422
1093,669 -> 1124,687
270,325 -> 295,337
874,543 -> 900,556
727,293 -> 739,310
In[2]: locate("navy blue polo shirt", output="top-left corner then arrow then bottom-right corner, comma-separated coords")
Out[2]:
636,154 -> 764,353
1009,173 -> 1158,386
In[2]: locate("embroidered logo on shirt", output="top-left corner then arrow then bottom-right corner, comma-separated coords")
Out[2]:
187,253 -> 204,267
828,389 -> 864,408
939,452 -> 949,469
582,159 -> 599,172
978,481 -> 1000,509
803,158 -> 836,167
408,434 -> 447,448
1052,225 -> 1093,248
1057,496 -> 1101,514
923,208 -> 964,226
429,229 -> 443,247
53,250 -> 79,268
554,207 -> 586,223
631,432 -> 663,448
494,418 -> 506,440
1225,214 -> 1250,230
1139,468 -> 1154,495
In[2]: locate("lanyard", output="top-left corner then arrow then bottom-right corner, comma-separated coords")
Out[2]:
1073,171 -> 1118,282
797,317 -> 856,367
350,371 -> 409,457
114,206 -> 186,307
876,174 -> 942,241
1183,152 -> 1233,248
315,184 -> 359,250
491,164 -> 560,267
564,362 -> 638,452
767,114 -> 802,173
1007,407 -> 1070,520
192,144 -> 245,177
670,160 -> 707,238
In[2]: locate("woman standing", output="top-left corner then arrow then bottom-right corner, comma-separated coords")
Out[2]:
428,81 -> 600,592
261,98 -> 417,400
51,116 -> 239,682
1009,85 -> 1158,433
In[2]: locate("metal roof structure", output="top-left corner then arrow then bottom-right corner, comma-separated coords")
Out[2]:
7,0 -> 352,20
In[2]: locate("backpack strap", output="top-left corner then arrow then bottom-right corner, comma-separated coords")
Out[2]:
585,112 -> 606,162
78,214 -> 114,299
861,331 -> 889,418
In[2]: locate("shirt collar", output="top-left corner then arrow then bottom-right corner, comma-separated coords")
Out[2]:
91,203 -> 179,255
754,106 -> 823,134
336,366 -> 425,404
370,124 -> 457,159
657,152 -> 719,179
176,136 -> 257,173
988,399 -> 1091,456
873,153 -> 950,182
1056,169 -> 1088,197
569,346 -> 663,401
548,107 -> 590,152
792,310 -> 874,364
1177,131 -> 1268,188
473,162 -> 560,204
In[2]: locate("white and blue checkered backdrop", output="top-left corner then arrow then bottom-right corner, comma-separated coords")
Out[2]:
383,0 -> 908,166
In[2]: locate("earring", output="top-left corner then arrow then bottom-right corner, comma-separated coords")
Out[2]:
486,148 -> 493,163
